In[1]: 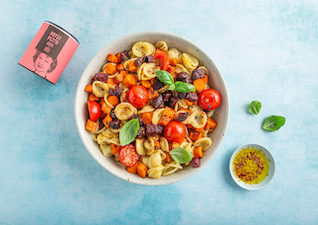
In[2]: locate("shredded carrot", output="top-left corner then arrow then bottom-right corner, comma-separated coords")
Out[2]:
137,163 -> 148,178
107,53 -> 118,64
154,140 -> 160,150
193,127 -> 204,132
100,99 -> 112,114
189,129 -> 203,142
128,60 -> 138,72
141,112 -> 153,124
116,62 -> 124,71
88,93 -> 99,102
111,144 -> 121,154
123,74 -> 137,88
165,152 -> 171,163
185,99 -> 194,106
169,58 -> 178,66
148,87 -> 158,99
167,66 -> 176,79
193,78 -> 205,92
170,142 -> 180,150
202,75 -> 209,83
114,70 -> 127,84
107,78 -> 116,86
141,80 -> 152,88
158,106 -> 175,126
102,114 -> 112,127
105,63 -> 117,75
193,146 -> 203,158
150,78 -> 156,85
205,118 -> 217,132
127,163 -> 138,174
85,119 -> 98,132
107,95 -> 119,106
85,84 -> 93,93
116,52 -> 122,63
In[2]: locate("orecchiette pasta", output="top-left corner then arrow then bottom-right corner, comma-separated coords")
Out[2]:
84,39 -> 221,179
114,102 -> 136,120
189,110 -> 207,129
92,81 -> 109,97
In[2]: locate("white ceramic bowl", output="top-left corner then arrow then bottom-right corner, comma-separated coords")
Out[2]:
75,31 -> 230,185
229,143 -> 276,190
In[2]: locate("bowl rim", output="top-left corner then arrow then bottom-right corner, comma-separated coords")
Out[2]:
229,143 -> 276,191
75,31 -> 230,185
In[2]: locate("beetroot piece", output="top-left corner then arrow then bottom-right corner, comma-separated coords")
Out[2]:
93,73 -> 108,83
109,120 -> 120,129
177,92 -> 187,99
163,91 -> 172,102
166,96 -> 178,108
190,157 -> 200,168
153,78 -> 164,90
146,124 -> 164,136
152,94 -> 164,109
192,69 -> 205,81
120,50 -> 129,61
176,72 -> 192,83
176,112 -> 189,122
145,55 -> 154,63
109,85 -> 123,98
135,55 -> 146,67
186,92 -> 198,102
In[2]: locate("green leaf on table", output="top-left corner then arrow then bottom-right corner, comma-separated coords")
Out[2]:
248,101 -> 262,115
262,116 -> 285,131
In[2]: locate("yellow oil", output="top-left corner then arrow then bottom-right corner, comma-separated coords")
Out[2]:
233,147 -> 270,184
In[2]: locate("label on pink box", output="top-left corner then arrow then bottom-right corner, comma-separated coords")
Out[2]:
19,21 -> 79,84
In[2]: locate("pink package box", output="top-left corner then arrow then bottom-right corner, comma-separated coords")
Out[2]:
19,21 -> 79,84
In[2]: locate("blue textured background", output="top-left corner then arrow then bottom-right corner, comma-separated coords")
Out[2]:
1,1 -> 318,224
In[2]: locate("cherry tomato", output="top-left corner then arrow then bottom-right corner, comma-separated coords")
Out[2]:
163,121 -> 186,143
87,101 -> 101,121
127,85 -> 149,108
198,89 -> 221,111
154,50 -> 169,71
118,144 -> 140,167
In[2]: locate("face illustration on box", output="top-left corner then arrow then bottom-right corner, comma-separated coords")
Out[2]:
33,50 -> 57,78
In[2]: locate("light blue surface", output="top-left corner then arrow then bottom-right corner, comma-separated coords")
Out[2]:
1,1 -> 318,224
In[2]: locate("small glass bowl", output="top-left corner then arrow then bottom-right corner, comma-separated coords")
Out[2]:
229,143 -> 276,191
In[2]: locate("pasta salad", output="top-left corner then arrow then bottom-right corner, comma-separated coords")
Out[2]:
84,40 -> 221,179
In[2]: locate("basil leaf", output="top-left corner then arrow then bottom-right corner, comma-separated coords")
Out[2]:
169,147 -> 193,164
248,101 -> 262,115
155,70 -> 174,85
175,81 -> 196,93
168,83 -> 176,91
262,116 -> 285,131
119,118 -> 140,146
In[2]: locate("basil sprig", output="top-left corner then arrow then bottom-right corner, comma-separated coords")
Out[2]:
169,147 -> 193,164
262,116 -> 285,131
155,70 -> 196,93
154,70 -> 174,85
174,81 -> 196,93
119,118 -> 140,146
248,101 -> 262,115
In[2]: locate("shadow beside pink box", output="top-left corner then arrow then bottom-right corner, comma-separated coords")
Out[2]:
18,21 -> 79,84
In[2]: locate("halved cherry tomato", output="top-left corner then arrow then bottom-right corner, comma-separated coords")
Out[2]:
118,144 -> 140,167
154,50 -> 169,71
88,101 -> 101,121
198,89 -> 221,111
163,121 -> 186,143
127,85 -> 149,108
